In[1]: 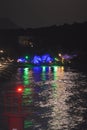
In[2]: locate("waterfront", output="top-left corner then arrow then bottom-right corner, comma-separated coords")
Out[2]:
0,63 -> 87,130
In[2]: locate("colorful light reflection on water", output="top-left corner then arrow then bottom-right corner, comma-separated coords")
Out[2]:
0,65 -> 87,130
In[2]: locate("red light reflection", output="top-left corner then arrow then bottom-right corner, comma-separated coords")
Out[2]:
16,85 -> 24,93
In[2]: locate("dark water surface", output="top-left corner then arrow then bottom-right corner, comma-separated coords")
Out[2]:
0,64 -> 87,130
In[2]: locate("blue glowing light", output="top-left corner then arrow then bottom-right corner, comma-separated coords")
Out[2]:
17,54 -> 53,65
41,54 -> 53,63
17,58 -> 26,63
31,55 -> 41,64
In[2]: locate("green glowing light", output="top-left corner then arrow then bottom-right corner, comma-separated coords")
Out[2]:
55,57 -> 59,61
25,55 -> 29,59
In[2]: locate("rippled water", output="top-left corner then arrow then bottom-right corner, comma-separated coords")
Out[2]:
0,65 -> 87,130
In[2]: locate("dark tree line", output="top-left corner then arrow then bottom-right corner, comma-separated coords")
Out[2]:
0,22 -> 87,59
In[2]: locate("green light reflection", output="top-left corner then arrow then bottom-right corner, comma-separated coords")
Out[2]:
53,66 -> 58,80
41,66 -> 46,81
23,87 -> 33,105
23,68 -> 30,85
24,120 -> 33,128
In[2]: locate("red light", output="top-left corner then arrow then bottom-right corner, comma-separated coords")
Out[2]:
16,85 -> 24,93
17,88 -> 22,92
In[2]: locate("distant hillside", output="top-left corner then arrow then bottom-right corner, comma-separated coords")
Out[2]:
25,22 -> 87,53
0,21 -> 87,58
0,18 -> 20,29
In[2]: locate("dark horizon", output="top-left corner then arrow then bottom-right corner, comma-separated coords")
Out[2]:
0,17 -> 87,30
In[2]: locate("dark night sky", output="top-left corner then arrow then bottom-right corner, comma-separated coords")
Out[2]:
0,0 -> 87,28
